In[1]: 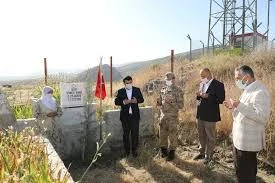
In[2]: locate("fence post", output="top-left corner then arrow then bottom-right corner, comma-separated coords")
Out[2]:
44,58 -> 48,85
171,50 -> 174,72
187,34 -> 192,61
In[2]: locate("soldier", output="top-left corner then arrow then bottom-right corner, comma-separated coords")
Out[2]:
156,72 -> 184,161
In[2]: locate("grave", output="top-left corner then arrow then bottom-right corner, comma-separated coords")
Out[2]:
0,91 -> 16,129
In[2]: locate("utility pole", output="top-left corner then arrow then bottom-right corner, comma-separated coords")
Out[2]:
222,0 -> 227,48
207,0 -> 213,51
200,40 -> 205,56
210,31 -> 215,55
267,0 -> 272,41
187,34 -> 192,61
242,0 -> 245,56
208,0 -> 258,49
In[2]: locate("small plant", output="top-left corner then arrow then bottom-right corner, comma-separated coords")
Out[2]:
12,104 -> 33,119
76,133 -> 111,183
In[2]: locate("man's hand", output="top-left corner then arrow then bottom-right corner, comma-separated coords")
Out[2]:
131,97 -> 137,104
223,99 -> 233,109
201,93 -> 208,99
47,112 -> 57,117
223,98 -> 240,109
123,99 -> 131,105
196,91 -> 201,97
230,98 -> 240,108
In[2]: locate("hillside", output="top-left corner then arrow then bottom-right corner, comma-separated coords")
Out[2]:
117,48 -> 204,76
76,64 -> 122,82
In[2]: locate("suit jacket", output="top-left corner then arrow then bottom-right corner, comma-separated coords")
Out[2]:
232,80 -> 271,151
115,87 -> 144,121
196,79 -> 225,122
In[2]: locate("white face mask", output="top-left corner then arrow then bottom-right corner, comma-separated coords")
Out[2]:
46,93 -> 53,96
125,84 -> 132,90
201,78 -> 208,83
166,80 -> 172,86
235,76 -> 247,90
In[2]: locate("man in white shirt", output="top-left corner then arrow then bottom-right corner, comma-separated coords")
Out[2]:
224,65 -> 271,183
115,76 -> 144,157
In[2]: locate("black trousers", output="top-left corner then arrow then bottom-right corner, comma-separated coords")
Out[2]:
233,147 -> 258,183
121,115 -> 140,154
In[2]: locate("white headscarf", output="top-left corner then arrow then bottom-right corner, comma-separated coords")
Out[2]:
40,86 -> 57,111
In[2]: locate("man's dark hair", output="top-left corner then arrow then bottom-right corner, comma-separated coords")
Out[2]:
236,65 -> 254,78
123,76 -> 133,83
202,68 -> 211,73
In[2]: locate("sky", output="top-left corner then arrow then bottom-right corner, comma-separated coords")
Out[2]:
0,0 -> 274,77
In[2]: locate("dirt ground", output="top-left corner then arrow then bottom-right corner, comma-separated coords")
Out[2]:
68,139 -> 275,183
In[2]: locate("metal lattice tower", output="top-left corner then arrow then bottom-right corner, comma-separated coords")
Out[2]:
207,0 -> 259,50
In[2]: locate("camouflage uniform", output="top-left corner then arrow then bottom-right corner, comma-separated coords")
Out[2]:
158,72 -> 184,160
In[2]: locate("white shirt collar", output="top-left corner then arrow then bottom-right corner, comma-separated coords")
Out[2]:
244,80 -> 257,91
207,78 -> 214,84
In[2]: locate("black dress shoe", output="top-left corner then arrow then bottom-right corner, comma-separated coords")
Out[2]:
161,148 -> 168,158
166,150 -> 175,161
122,151 -> 130,158
193,154 -> 205,160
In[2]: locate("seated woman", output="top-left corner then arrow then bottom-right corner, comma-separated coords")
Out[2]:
35,86 -> 63,156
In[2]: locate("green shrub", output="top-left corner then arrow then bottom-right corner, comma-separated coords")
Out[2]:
12,104 -> 33,119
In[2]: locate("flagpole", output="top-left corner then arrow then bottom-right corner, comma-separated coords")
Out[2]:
99,57 -> 103,141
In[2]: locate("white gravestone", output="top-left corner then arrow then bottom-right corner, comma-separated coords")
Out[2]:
60,83 -> 87,108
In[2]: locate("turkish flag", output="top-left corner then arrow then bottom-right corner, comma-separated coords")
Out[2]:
95,65 -> 106,100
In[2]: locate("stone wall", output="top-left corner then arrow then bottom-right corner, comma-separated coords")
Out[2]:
16,118 -> 36,132
29,100 -> 98,160
102,106 -> 154,153
44,138 -> 74,182
16,103 -> 154,159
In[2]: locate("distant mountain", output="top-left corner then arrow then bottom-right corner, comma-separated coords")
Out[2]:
76,64 -> 122,82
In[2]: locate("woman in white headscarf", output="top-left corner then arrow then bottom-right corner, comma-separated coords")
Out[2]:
35,86 -> 63,156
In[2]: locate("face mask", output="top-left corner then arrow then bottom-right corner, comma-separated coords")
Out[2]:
201,78 -> 208,83
166,80 -> 172,86
125,84 -> 132,90
235,76 -> 247,90
46,93 -> 53,98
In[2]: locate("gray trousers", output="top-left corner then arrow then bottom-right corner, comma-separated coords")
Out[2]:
197,119 -> 216,158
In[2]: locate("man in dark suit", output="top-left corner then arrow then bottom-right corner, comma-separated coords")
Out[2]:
193,68 -> 225,164
115,76 -> 144,157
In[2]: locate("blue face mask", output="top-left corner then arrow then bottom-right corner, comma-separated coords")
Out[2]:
235,76 -> 247,90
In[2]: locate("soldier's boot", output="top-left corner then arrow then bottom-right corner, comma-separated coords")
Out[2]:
166,150 -> 175,161
161,147 -> 168,158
